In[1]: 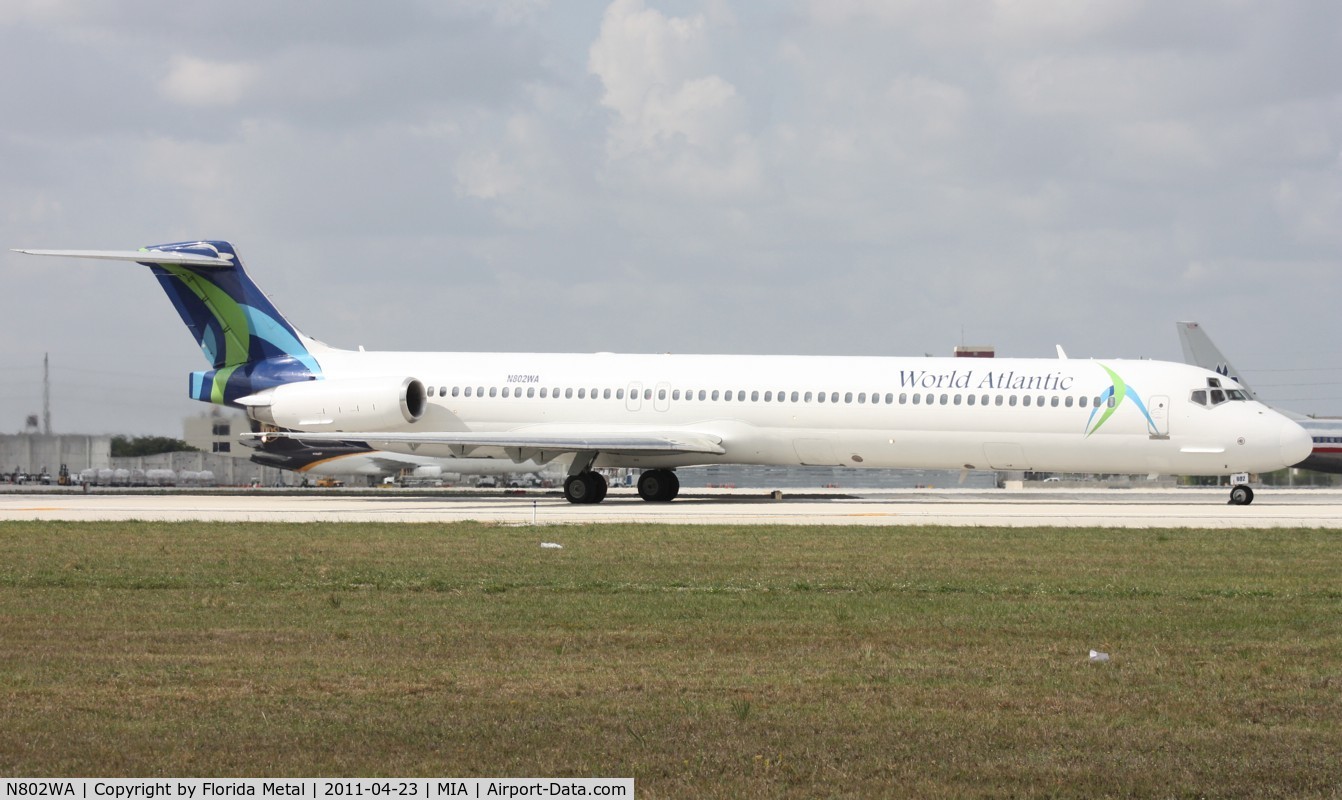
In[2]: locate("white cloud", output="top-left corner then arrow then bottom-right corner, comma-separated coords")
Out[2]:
587,0 -> 757,195
160,55 -> 260,107
455,149 -> 523,199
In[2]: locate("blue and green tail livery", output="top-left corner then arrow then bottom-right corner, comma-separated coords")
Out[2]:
13,240 -> 324,408
137,241 -> 324,406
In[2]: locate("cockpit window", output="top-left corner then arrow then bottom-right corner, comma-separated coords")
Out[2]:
1193,377 -> 1251,408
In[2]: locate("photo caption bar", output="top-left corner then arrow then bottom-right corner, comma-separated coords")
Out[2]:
1,780 -> 633,800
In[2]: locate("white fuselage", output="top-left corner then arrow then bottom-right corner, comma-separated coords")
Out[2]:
302,350 -> 1311,476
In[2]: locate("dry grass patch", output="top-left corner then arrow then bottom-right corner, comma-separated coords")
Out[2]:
0,521 -> 1339,797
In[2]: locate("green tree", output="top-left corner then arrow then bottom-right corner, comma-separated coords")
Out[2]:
110,436 -> 200,457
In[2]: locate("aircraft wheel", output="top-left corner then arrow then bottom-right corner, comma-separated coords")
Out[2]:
565,472 -> 608,504
564,474 -> 592,504
638,469 -> 680,502
1228,485 -> 1254,506
587,472 -> 608,503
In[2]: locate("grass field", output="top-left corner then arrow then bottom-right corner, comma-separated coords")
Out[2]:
0,521 -> 1339,798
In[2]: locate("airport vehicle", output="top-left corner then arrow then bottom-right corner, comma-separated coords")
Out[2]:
16,241 -> 1311,505
1178,321 -> 1341,474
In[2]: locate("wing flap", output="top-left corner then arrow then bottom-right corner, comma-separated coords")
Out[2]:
241,429 -> 726,458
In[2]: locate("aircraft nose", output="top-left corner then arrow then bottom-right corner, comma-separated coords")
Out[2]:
1280,418 -> 1313,467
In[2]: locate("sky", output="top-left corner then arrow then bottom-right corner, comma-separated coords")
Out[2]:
1,0 -> 1339,437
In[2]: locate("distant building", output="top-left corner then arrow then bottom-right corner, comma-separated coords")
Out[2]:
954,345 -> 995,358
183,408 -> 249,457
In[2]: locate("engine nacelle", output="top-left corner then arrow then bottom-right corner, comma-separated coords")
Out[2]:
239,377 -> 426,431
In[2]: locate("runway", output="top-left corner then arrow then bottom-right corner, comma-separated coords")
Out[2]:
2,486 -> 1340,527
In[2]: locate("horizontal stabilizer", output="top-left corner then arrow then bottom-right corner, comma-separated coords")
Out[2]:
13,248 -> 234,266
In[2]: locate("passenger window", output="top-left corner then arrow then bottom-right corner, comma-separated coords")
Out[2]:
831,392 -> 840,403
953,394 -> 961,405
527,387 -> 536,398
1079,396 -> 1087,408
1009,395 -> 1017,407
465,387 -> 473,397
858,392 -> 866,404
712,390 -> 720,401
764,391 -> 772,402
452,386 -> 460,397
1050,396 -> 1058,407
700,390 -> 708,401
645,389 -> 652,400
912,394 -> 920,405
604,388 -> 612,400
539,388 -> 547,398
791,391 -> 800,402
899,393 -> 907,404
995,395 -> 1004,406
845,392 -> 854,403
617,389 -> 625,400
1065,396 -> 1073,408
885,393 -> 894,404
658,389 -> 667,400
1106,396 -> 1115,408
502,387 -> 510,398
940,394 -> 948,405
489,387 -> 498,398
817,392 -> 826,404
565,388 -> 573,399
1022,395 -> 1031,407
577,388 -> 586,399
751,390 -> 760,402
673,389 -> 681,401
967,394 -> 975,406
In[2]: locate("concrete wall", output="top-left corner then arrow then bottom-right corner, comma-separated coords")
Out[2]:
0,434 -> 112,475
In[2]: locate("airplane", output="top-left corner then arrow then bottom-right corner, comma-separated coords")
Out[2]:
14,240 -> 1311,506
239,433 -> 547,484
1178,321 -> 1342,474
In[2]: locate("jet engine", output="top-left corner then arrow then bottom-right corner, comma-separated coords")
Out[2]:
238,377 -> 426,431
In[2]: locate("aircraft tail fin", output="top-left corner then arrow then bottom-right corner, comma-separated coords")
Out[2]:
15,240 -> 327,405
1176,321 -> 1253,397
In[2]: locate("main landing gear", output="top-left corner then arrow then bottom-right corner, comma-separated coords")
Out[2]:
563,471 -> 608,505
637,469 -> 679,502
562,467 -> 681,504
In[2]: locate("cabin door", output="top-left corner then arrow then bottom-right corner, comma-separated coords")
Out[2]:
1148,395 -> 1170,438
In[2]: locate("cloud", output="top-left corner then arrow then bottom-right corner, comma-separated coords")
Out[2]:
587,0 -> 758,195
160,55 -> 261,107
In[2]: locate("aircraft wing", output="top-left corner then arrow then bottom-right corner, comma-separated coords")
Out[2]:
239,428 -> 726,463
